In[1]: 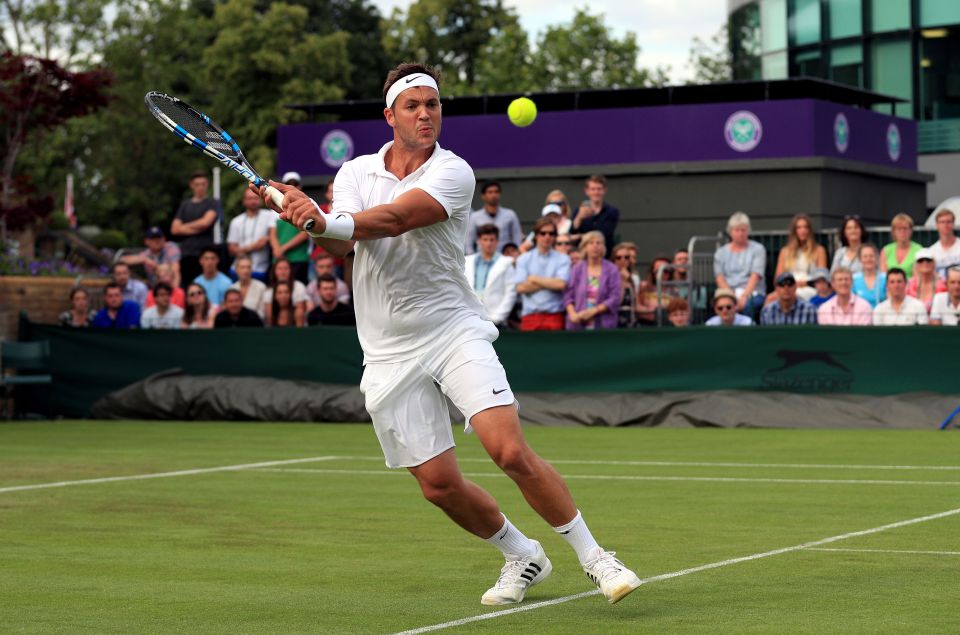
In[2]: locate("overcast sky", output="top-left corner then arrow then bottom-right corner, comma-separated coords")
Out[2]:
372,0 -> 728,84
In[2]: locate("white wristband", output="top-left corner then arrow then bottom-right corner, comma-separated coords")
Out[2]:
307,212 -> 355,241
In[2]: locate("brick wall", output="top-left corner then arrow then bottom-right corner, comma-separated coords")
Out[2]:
0,276 -> 110,342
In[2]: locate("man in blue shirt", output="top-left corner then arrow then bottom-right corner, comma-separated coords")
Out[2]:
92,283 -> 141,328
111,262 -> 148,310
193,247 -> 233,306
761,272 -> 818,325
515,217 -> 570,330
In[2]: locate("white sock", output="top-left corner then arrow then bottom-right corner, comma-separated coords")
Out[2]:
553,510 -> 601,565
484,514 -> 538,559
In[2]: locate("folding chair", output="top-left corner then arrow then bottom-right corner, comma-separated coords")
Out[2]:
1,341 -> 53,419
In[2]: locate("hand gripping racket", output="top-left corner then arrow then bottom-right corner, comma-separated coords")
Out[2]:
144,91 -> 316,232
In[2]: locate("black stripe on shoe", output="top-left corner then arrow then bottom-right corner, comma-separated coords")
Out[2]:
528,562 -> 542,573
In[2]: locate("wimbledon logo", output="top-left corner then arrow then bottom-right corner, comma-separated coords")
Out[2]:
886,123 -> 901,162
724,111 -> 762,152
834,113 -> 849,153
321,130 -> 354,168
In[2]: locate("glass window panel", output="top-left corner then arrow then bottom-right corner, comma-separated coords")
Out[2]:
919,1 -> 960,27
731,4 -> 763,80
870,39 -> 913,117
761,0 -> 788,52
831,44 -> 864,86
870,0 -> 910,33
791,48 -> 825,78
791,0 -> 822,46
829,0 -> 862,39
919,28 -> 960,120
762,51 -> 789,79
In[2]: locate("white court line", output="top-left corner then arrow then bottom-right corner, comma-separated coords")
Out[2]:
389,506 -> 960,635
808,548 -> 960,556
0,456 -> 340,494
255,468 -> 960,487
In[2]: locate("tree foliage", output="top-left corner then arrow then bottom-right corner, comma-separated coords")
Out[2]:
687,24 -> 733,85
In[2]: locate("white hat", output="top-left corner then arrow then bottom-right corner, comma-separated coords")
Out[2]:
915,247 -> 935,262
281,171 -> 302,184
541,203 -> 562,217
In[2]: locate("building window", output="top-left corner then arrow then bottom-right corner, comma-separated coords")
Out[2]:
919,28 -> 960,120
731,3 -> 763,80
870,38 -> 913,117
919,1 -> 960,28
762,0 -> 788,52
869,0 -> 910,33
791,0 -> 822,46
791,48 -> 825,78
763,51 -> 789,78
831,44 -> 864,86
829,0 -> 863,39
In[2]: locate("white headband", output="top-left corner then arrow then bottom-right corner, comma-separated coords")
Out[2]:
385,73 -> 439,108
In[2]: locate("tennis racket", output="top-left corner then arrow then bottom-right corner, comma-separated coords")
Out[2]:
144,91 -> 315,232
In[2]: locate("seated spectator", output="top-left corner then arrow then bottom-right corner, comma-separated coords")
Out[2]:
906,248 -> 946,312
227,188 -> 275,281
262,257 -> 309,316
666,298 -> 690,327
929,208 -> 960,278
771,214 -> 828,303
140,282 -> 184,329
464,224 -> 517,328
714,211 -> 766,317
831,215 -> 866,274
817,267 -> 873,326
121,226 -> 181,288
520,203 -> 569,253
706,289 -> 754,326
611,243 -> 638,328
930,266 -> 960,326
59,287 -> 96,327
229,254 -> 268,316
852,243 -> 886,308
808,268 -> 834,308
92,283 -> 141,328
193,247 -> 233,305
145,263 -> 186,309
214,288 -> 264,328
515,217 -> 570,331
265,281 -> 304,327
562,230 -> 620,330
501,243 -> 520,260
873,268 -> 928,326
881,213 -> 922,278
306,275 -> 356,326
182,283 -> 218,329
305,254 -> 350,307
636,255 -> 673,326
761,273 -> 818,325
554,234 -> 575,259
673,249 -> 689,283
112,262 -> 148,310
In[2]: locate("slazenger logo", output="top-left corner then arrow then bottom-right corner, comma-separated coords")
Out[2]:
834,113 -> 849,153
761,350 -> 853,393
886,123 -> 901,162
321,129 -> 354,168
724,110 -> 762,152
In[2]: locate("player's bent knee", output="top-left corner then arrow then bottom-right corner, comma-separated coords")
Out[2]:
490,443 -> 536,479
418,480 -> 462,509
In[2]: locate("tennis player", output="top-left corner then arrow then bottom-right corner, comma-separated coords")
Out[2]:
256,62 -> 641,606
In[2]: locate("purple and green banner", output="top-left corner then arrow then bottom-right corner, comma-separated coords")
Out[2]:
277,99 -> 917,177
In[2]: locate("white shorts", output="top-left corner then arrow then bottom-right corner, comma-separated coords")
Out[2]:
360,339 -> 516,468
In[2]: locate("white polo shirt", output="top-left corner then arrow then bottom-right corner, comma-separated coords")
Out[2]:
929,239 -> 960,278
332,142 -> 491,363
227,209 -> 276,273
930,292 -> 960,326
872,296 -> 929,326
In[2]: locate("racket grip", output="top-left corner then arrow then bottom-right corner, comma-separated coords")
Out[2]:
265,185 -> 285,210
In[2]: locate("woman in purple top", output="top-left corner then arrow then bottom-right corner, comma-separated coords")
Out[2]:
563,231 -> 622,330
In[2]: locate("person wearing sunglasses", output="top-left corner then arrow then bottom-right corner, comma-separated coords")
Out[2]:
705,288 -> 753,326
181,283 -> 217,329
515,217 -> 570,331
519,202 -> 570,254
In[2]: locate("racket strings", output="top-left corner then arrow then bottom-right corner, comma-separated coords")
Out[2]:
147,95 -> 239,159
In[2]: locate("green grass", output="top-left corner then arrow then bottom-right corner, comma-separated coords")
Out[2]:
1,421 -> 959,634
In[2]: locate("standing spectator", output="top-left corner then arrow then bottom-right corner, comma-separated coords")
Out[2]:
227,188 -> 275,281
92,283 -> 141,329
121,226 -> 181,287
772,214 -> 828,302
306,275 -> 356,326
852,243 -> 887,308
666,298 -> 690,327
880,213 -> 922,278
182,283 -> 217,329
305,253 -> 351,306
515,217 -> 570,331
714,211 -> 766,316
519,204 -> 566,253
930,266 -> 960,326
807,268 -> 835,308
906,249 -> 946,312
928,209 -> 960,278
59,287 -> 96,327
193,247 -> 233,306
817,267 -> 873,326
611,243 -> 637,328
269,171 -> 311,284
140,282 -> 184,329
562,230 -> 620,330
705,289 -> 754,326
544,189 -> 572,235
636,255 -> 673,326
145,264 -> 186,309
265,281 -> 304,327
262,258 -> 309,316
171,170 -> 219,288
111,262 -> 148,310
214,289 -> 264,328
760,273 -> 818,325
831,215 -> 866,274
570,175 -> 619,250
873,268 -> 928,325
229,254 -> 268,315
464,180 -> 522,254
463,224 -> 517,328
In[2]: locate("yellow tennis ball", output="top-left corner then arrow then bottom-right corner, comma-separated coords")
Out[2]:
508,97 -> 537,127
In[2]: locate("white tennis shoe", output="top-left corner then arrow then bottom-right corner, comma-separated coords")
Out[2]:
480,540 -> 553,606
582,549 -> 642,604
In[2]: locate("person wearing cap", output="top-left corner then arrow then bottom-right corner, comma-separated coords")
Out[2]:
464,181 -> 522,255
760,272 -> 818,325
463,224 -> 516,328
705,288 -> 753,326
816,267 -> 873,326
930,266 -> 960,326
570,175 -> 619,252
269,171 -> 311,284
227,187 -> 276,281
928,208 -> 960,278
905,248 -> 945,313
518,203 -> 566,253
254,62 -> 640,607
873,267 -> 929,325
171,170 -> 220,288
121,225 -> 182,288
807,267 -> 835,308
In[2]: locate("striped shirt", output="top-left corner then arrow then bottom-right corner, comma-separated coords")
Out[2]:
760,299 -> 818,325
